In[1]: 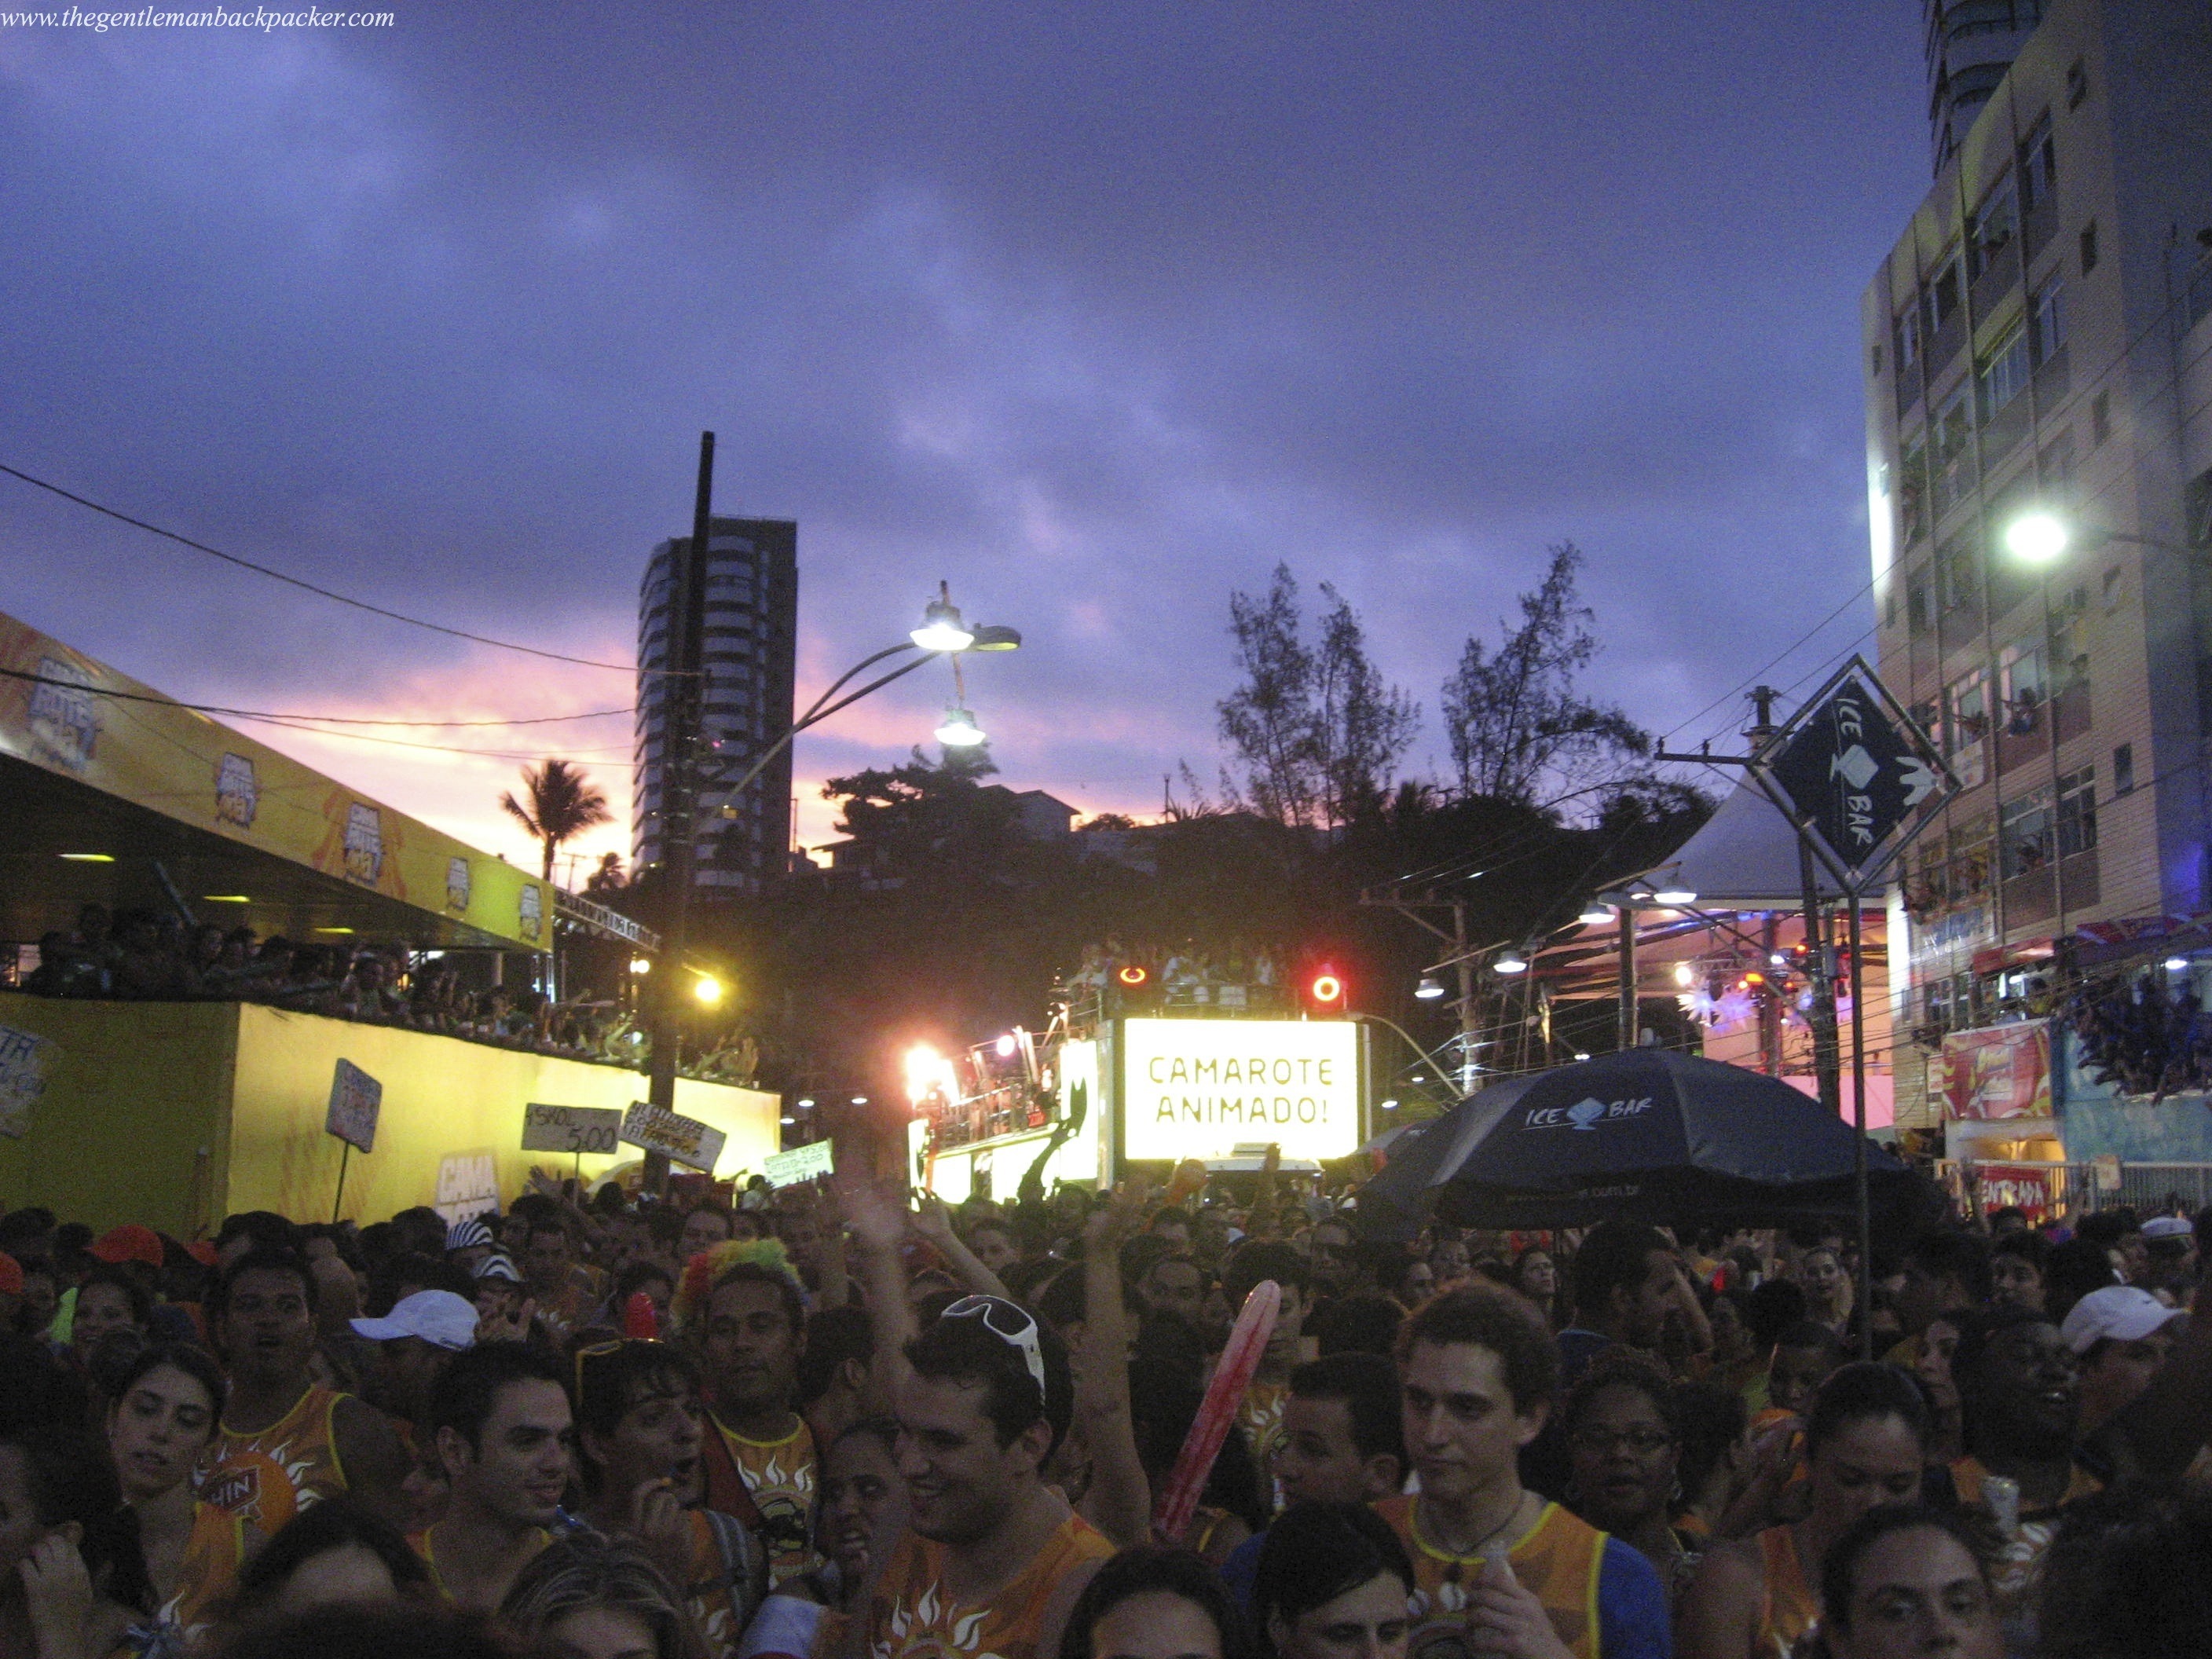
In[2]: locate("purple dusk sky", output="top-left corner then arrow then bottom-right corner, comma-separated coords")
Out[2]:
0,2 -> 1928,877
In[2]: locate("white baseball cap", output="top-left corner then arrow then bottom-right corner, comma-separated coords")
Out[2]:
2059,1284 -> 2183,1354
350,1289 -> 478,1351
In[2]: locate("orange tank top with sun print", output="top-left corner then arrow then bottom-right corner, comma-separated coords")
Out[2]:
1375,1495 -> 1607,1659
868,1510 -> 1115,1659
1754,1525 -> 1820,1659
709,1412 -> 819,1588
194,1386 -> 350,1531
150,1501 -> 247,1649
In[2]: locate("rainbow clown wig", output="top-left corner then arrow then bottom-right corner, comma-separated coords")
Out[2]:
673,1236 -> 806,1334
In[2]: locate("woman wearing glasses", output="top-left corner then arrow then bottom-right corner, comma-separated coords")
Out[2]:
1559,1357 -> 1700,1610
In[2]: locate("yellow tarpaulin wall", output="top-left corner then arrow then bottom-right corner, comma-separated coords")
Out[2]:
0,994 -> 780,1235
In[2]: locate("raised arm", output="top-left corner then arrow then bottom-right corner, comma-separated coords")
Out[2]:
909,1194 -> 1013,1302
1075,1178 -> 1153,1547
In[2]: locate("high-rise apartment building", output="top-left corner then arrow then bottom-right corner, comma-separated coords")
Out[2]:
633,518 -> 799,897
1866,0 -> 2212,1097
1923,0 -> 2050,170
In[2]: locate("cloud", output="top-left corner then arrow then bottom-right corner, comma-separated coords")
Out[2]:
0,0 -> 1932,881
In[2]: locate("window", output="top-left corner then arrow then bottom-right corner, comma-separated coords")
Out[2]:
2001,635 -> 2050,718
1937,526 -> 1982,614
1943,668 -> 1991,788
1970,173 -> 2018,279
2066,58 -> 2088,109
1933,382 -> 1973,463
1978,322 -> 2033,419
2092,391 -> 2111,446
1895,303 -> 1922,375
2030,280 -> 2064,365
1901,432 -> 1928,542
2102,565 -> 2122,610
2079,221 -> 2098,275
1952,814 -> 1997,895
1910,569 -> 1933,635
2113,742 -> 2134,796
2039,430 -> 2075,501
1928,252 -> 1965,330
2001,787 -> 2055,876
2058,766 -> 2097,856
2019,115 -> 2056,209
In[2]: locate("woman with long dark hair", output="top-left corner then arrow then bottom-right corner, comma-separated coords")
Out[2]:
104,1344 -> 259,1651
0,1421 -> 155,1659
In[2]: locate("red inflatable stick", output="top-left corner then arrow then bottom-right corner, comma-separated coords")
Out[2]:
1153,1278 -> 1280,1540
622,1291 -> 659,1341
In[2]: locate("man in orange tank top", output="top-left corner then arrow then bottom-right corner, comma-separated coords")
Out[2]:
196,1249 -> 412,1530
864,1296 -> 1112,1659
1379,1285 -> 1669,1659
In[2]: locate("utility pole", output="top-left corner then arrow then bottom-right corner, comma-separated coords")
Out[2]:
1745,684 -> 1842,1121
1361,888 -> 1484,1097
1616,906 -> 1639,1052
643,432 -> 716,1196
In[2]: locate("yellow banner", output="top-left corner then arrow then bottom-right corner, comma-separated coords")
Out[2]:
0,610 -> 550,949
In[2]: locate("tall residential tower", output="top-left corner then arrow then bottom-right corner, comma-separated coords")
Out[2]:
1866,0 -> 2212,1097
633,518 -> 799,898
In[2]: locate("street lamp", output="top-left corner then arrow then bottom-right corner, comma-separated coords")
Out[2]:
1494,950 -> 1529,975
1414,975 -> 1446,1000
2005,511 -> 2071,566
934,706 -> 988,747
2002,507 -> 2193,566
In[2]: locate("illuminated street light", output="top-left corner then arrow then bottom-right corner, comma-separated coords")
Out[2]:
1414,976 -> 1446,1000
629,958 -> 652,975
910,593 -> 976,653
1494,950 -> 1529,975
994,1034 -> 1017,1057
1674,962 -> 1697,988
935,706 -> 987,747
692,975 -> 724,1006
1578,903 -> 1614,927
1651,869 -> 1697,906
850,1094 -> 870,1105
2005,511 -> 2071,566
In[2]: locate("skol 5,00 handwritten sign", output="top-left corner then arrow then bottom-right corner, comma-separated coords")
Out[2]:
620,1101 -> 727,1174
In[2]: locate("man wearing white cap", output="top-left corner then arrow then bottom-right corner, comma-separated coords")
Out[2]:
2061,1284 -> 2185,1438
353,1289 -> 479,1436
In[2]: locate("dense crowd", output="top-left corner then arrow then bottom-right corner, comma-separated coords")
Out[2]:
10,904 -> 756,1082
0,1166 -> 2203,1659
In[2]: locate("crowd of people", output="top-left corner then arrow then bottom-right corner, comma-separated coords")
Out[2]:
0,1167 -> 2204,1659
9,903 -> 756,1082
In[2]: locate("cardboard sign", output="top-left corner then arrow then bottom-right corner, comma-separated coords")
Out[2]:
435,1150 -> 500,1225
764,1139 -> 835,1188
0,1023 -> 59,1140
325,1059 -> 382,1154
620,1100 -> 726,1174
522,1104 -> 623,1155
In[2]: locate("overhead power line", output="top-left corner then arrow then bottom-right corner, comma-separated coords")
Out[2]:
0,668 -> 630,728
0,462 -> 655,675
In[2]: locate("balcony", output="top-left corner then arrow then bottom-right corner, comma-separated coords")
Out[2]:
2033,342 -> 2070,405
2060,846 -> 2101,910
2022,195 -> 2058,264
1970,248 -> 2019,324
1928,305 -> 1968,379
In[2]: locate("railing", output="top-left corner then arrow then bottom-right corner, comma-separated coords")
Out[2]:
555,891 -> 661,950
1937,1158 -> 2212,1218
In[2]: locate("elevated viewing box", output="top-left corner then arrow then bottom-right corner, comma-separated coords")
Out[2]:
0,609 -> 554,952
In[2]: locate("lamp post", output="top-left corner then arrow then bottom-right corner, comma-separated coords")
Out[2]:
640,583 -> 1020,1192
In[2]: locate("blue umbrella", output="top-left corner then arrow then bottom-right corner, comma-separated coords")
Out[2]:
1353,1049 -> 1932,1237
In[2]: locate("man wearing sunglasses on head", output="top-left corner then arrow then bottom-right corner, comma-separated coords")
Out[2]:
866,1295 -> 1114,1659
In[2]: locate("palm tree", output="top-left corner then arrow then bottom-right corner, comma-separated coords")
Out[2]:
500,759 -> 615,884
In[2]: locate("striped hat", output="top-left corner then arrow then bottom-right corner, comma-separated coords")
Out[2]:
446,1216 -> 495,1252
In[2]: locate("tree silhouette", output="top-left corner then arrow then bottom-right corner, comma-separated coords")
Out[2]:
500,758 -> 615,883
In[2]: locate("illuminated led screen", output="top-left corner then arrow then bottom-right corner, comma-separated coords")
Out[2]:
1119,1018 -> 1361,1163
